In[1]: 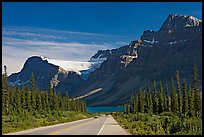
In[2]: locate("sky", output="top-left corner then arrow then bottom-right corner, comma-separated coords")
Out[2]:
2,2 -> 202,75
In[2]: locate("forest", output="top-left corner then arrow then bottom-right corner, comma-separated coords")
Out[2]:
2,67 -> 92,134
113,64 -> 202,135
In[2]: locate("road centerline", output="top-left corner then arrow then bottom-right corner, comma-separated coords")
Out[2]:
97,116 -> 109,135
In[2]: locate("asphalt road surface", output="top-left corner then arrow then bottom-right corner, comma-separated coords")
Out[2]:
5,115 -> 129,135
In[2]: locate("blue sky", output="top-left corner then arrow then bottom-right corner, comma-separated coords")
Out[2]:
2,2 -> 202,75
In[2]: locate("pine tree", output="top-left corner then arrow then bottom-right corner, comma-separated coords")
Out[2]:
171,78 -> 178,114
15,87 -> 21,113
146,83 -> 152,114
62,96 -> 67,111
158,81 -> 164,114
53,88 -> 59,111
67,95 -> 70,111
30,73 -> 36,111
48,84 -> 53,110
130,95 -> 135,113
144,85 -> 149,113
182,80 -> 188,114
2,65 -> 9,114
124,103 -> 128,114
163,94 -> 166,112
45,91 -> 50,112
36,88 -> 42,112
58,91 -> 63,110
25,86 -> 31,111
41,92 -> 46,112
21,82 -> 26,110
134,95 -> 138,113
9,87 -> 14,113
176,70 -> 182,113
192,64 -> 201,117
188,84 -> 194,117
165,84 -> 170,112
138,89 -> 144,113
84,101 -> 87,112
152,80 -> 158,114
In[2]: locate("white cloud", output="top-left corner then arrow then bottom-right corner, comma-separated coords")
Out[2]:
2,36 -> 111,76
2,27 -> 131,75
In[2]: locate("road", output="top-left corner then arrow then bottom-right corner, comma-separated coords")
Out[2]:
5,115 -> 129,135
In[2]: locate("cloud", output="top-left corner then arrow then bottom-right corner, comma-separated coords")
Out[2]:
2,27 -> 131,75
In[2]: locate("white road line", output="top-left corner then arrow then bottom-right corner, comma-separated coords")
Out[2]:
97,117 -> 109,135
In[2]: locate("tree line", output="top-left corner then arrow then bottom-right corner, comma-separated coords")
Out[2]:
2,66 -> 87,115
124,64 -> 202,118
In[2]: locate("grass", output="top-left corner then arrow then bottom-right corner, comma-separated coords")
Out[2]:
112,112 -> 202,135
2,110 -> 93,134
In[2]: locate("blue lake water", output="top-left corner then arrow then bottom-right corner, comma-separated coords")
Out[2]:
86,106 -> 125,113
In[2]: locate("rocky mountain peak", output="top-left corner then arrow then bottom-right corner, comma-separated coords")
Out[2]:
159,14 -> 202,32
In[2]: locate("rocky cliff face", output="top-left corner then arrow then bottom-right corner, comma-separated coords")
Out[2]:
8,14 -> 202,107
8,56 -> 85,95
74,14 -> 202,106
9,56 -> 59,90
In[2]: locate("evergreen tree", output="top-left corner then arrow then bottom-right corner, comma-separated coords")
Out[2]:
48,84 -> 53,110
146,83 -> 152,114
171,78 -> 178,114
36,88 -> 42,112
134,95 -> 138,113
15,87 -> 21,113
30,73 -> 36,111
163,94 -> 166,112
41,92 -> 47,112
144,85 -> 149,113
45,91 -> 50,112
182,80 -> 188,114
152,80 -> 158,114
67,95 -> 70,111
192,64 -> 201,117
176,70 -> 182,113
158,81 -> 164,114
53,88 -> 59,111
188,84 -> 194,117
138,89 -> 144,113
21,82 -> 26,110
84,101 -> 86,112
130,95 -> 135,113
124,103 -> 128,114
165,84 -> 170,112
58,91 -> 63,110
62,96 -> 67,111
25,86 -> 31,111
9,87 -> 14,113
2,65 -> 9,114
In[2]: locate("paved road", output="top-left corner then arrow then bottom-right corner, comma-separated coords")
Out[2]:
5,115 -> 129,135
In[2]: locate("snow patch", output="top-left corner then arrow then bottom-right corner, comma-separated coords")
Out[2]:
40,56 -> 106,79
143,37 -> 159,44
169,41 -> 177,45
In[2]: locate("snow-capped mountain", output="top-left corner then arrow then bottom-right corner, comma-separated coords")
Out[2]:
8,14 -> 202,106
8,55 -> 107,95
40,56 -> 107,80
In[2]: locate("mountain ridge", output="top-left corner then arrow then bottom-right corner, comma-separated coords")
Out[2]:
8,14 -> 202,106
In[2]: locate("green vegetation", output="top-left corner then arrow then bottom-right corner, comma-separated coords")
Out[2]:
115,64 -> 202,135
113,112 -> 202,135
2,110 -> 92,134
2,66 -> 91,134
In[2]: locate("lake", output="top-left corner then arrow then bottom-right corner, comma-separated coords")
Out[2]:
86,106 -> 125,113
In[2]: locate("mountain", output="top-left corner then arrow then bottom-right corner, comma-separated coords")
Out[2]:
8,56 -> 106,96
72,14 -> 202,106
8,14 -> 202,106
